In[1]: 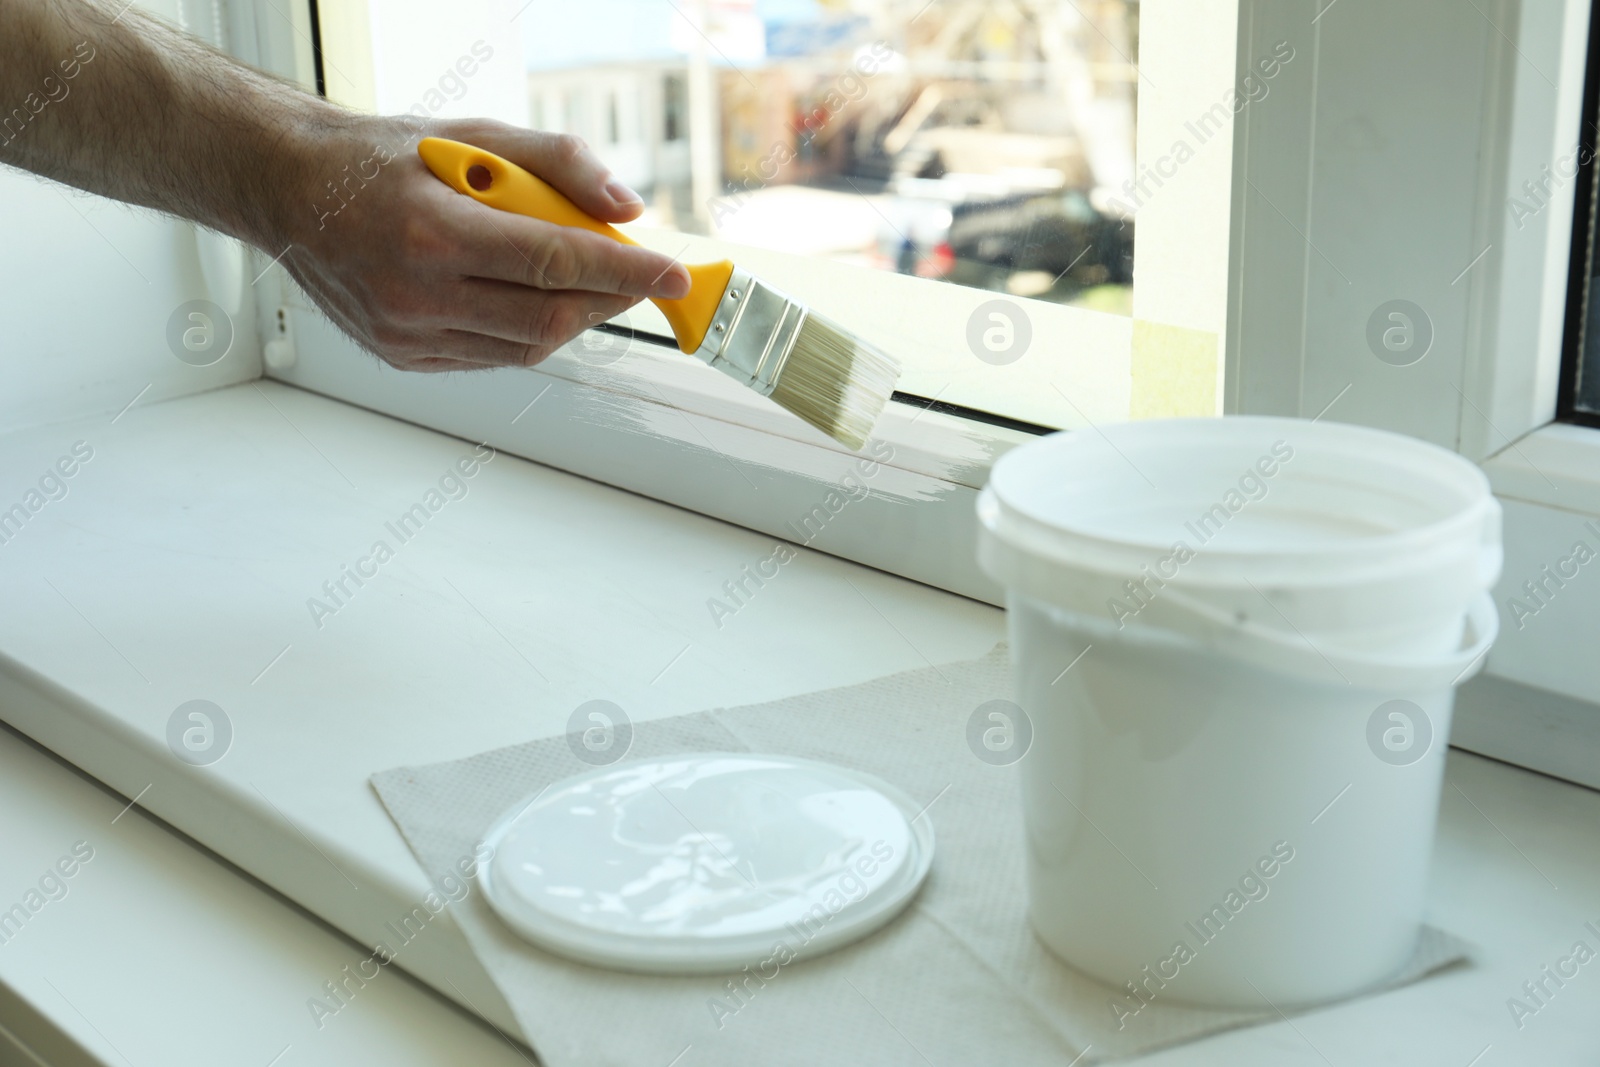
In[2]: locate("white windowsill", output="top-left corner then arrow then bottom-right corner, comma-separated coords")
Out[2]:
1481,421 -> 1600,518
0,721 -> 531,1067
0,379 -> 1002,1040
1,381 -> 1597,1063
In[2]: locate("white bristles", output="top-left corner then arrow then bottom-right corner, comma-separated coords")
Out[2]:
768,313 -> 901,450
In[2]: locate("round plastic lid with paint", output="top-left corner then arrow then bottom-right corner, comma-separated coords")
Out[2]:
478,753 -> 935,974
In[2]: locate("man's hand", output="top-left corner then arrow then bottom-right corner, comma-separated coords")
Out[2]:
284,118 -> 691,372
0,0 -> 688,372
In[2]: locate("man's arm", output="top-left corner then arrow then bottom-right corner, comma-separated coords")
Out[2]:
0,0 -> 692,371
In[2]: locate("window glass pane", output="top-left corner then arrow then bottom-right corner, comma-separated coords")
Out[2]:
1567,39 -> 1600,424
518,0 -> 1138,314
1577,159 -> 1600,417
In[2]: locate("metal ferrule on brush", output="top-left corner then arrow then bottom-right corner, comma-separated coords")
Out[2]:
690,267 -> 806,397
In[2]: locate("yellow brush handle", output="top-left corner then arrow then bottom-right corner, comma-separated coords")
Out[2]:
418,137 -> 733,354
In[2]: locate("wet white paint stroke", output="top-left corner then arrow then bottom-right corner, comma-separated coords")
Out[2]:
548,339 -> 1008,497
564,383 -> 979,507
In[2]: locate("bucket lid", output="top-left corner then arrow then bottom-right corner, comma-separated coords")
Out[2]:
479,753 -> 934,975
978,416 -> 1501,595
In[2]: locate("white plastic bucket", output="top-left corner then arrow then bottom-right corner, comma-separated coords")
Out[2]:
976,417 -> 1501,1010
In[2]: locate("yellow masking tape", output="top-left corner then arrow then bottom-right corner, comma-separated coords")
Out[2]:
1130,319 -> 1220,419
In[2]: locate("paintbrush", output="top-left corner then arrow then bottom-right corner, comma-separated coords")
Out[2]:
418,137 -> 900,450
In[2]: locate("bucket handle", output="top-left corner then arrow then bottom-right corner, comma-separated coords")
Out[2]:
1478,543 -> 1505,592
1146,586 -> 1499,685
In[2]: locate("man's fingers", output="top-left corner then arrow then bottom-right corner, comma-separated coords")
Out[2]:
441,125 -> 645,224
443,280 -> 635,348
317,117 -> 690,376
451,205 -> 690,299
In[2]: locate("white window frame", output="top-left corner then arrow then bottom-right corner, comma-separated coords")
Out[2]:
239,0 -> 1600,776
1221,0 -> 1600,784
